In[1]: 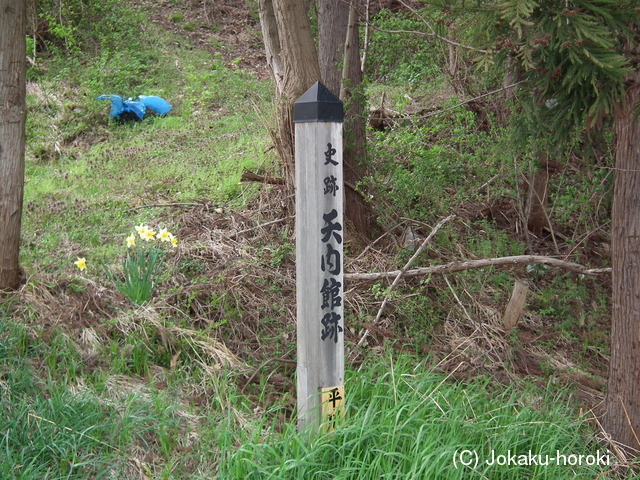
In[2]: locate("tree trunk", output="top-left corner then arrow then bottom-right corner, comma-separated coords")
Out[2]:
259,0 -> 320,194
339,0 -> 377,239
318,0 -> 349,95
526,152 -> 549,238
497,56 -> 519,124
0,0 -> 27,291
261,0 -> 376,239
604,46 -> 640,453
272,0 -> 320,102
259,0 -> 284,93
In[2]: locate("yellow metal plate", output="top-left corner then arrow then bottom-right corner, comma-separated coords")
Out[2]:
320,385 -> 345,432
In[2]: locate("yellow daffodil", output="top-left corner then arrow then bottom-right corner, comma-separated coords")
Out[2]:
136,225 -> 149,240
143,228 -> 156,241
126,234 -> 136,248
169,233 -> 178,247
74,257 -> 87,271
157,228 -> 171,242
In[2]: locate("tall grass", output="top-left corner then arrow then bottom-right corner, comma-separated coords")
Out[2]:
219,356 -> 616,479
0,320 -> 116,478
0,317 -> 206,479
2,307 -> 620,479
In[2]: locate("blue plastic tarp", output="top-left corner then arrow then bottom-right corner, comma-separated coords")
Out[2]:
96,94 -> 172,120
138,95 -> 172,115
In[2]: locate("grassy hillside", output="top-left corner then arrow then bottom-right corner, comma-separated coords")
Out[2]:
1,0 -> 633,478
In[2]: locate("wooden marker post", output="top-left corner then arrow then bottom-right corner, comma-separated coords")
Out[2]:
294,82 -> 345,433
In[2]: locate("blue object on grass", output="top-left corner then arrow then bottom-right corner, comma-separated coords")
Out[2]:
138,95 -> 172,115
96,94 -> 172,120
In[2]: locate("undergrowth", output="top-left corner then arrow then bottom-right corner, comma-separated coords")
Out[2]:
0,0 -> 625,477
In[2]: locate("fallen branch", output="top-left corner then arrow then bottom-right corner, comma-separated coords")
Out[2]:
126,202 -> 205,212
240,169 -> 286,185
346,255 -> 611,282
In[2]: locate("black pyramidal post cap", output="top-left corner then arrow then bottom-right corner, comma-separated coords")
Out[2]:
293,81 -> 343,123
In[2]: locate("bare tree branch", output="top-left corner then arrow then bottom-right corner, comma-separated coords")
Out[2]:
346,255 -> 611,283
357,214 -> 455,346
395,0 -> 491,54
240,169 -> 286,185
367,25 -> 491,54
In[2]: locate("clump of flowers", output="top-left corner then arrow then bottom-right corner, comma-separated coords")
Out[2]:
99,224 -> 178,305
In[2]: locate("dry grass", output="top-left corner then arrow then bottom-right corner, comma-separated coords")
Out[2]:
4,183 -> 610,423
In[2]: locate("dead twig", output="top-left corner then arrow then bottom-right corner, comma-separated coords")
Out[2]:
127,202 -> 207,212
620,397 -> 640,453
241,351 -> 296,393
349,220 -> 407,263
565,220 -> 610,259
444,275 -> 473,323
369,82 -> 526,131
377,0 -> 491,54
229,215 -> 294,240
409,82 -> 526,121
357,214 -> 455,346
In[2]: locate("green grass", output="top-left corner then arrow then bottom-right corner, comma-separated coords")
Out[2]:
2,312 -> 621,479
0,313 -> 234,478
0,320 -> 118,478
22,38 -> 274,274
219,355 -> 620,479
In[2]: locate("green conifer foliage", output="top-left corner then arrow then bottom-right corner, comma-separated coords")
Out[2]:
489,0 -> 636,139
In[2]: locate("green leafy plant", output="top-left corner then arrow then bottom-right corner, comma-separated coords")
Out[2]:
75,224 -> 179,305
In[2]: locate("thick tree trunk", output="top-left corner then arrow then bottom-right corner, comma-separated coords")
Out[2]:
272,0 -> 320,101
259,0 -> 320,193
604,56 -> 640,453
261,0 -> 376,239
0,0 -> 27,291
339,1 -> 377,239
318,0 -> 349,95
